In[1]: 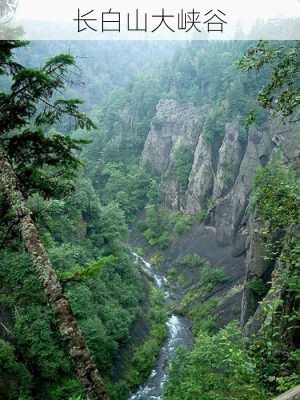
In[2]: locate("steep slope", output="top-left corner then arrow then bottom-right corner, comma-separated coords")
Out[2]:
141,98 -> 300,331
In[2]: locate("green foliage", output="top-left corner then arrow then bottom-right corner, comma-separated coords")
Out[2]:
167,267 -> 177,282
16,41 -> 176,110
147,178 -> 161,205
238,124 -> 249,145
174,145 -> 194,191
201,266 -> 228,288
65,252 -> 146,376
0,42 -> 95,201
1,41 -> 169,400
0,339 -> 32,400
177,254 -> 206,269
98,202 -> 128,250
253,158 -> 299,261
173,255 -> 227,334
239,41 -> 300,116
254,159 -> 299,234
249,231 -> 300,394
125,288 -> 167,389
6,129 -> 90,199
84,70 -> 165,169
189,299 -> 218,335
91,162 -> 153,221
0,157 -> 150,400
203,104 -> 226,144
83,40 -> 270,224
195,208 -> 208,223
143,206 -> 193,249
180,264 -> 227,311
0,236 -> 148,400
1,38 -> 299,400
177,254 -> 227,289
248,159 -> 300,395
149,252 -> 165,267
164,322 -> 267,400
48,380 -> 84,400
59,255 -> 117,283
0,249 -> 83,400
245,277 -> 268,298
173,213 -> 193,235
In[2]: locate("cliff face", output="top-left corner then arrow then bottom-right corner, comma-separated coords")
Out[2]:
141,99 -> 300,330
142,99 -> 203,210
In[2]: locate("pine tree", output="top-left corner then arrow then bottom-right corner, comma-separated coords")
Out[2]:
0,40 -> 110,400
239,41 -> 300,117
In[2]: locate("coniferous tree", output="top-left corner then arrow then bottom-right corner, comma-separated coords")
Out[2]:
0,40 -> 110,400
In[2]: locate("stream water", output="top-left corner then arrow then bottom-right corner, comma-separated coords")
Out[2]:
129,253 -> 193,400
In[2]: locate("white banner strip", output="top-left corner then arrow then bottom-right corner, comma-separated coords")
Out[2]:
0,0 -> 300,40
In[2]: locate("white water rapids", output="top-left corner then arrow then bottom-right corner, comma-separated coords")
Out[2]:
129,253 -> 192,400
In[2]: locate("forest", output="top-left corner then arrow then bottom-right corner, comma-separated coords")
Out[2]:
0,37 -> 299,400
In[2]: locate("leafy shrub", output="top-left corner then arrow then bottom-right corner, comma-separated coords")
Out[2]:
126,288 -> 167,388
178,254 -> 206,269
0,339 -> 32,400
200,265 -> 227,289
150,252 -> 165,266
249,232 -> 300,394
254,159 -> 299,234
164,322 -> 268,400
142,206 -> 193,249
189,299 -> 219,335
167,267 -> 177,282
173,213 -> 193,234
202,105 -> 226,144
195,209 -> 208,223
174,145 -> 194,192
246,277 -> 268,298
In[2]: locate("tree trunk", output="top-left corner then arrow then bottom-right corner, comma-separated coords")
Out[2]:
273,385 -> 300,400
0,151 -> 110,400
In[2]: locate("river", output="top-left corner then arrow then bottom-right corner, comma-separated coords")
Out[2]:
129,253 -> 193,400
